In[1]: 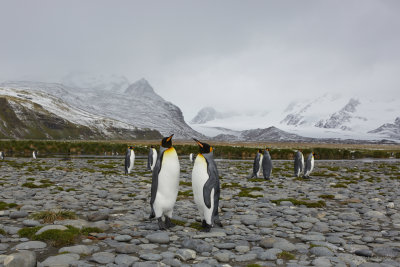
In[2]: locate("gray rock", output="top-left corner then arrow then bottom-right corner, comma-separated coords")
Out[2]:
162,258 -> 182,267
41,253 -> 80,267
312,257 -> 332,266
312,222 -> 330,233
114,254 -> 139,265
0,243 -> 9,250
59,245 -> 94,255
355,249 -> 373,257
146,232 -> 170,244
114,234 -> 132,242
372,247 -> 399,258
87,211 -> 109,222
22,219 -> 40,227
310,246 -> 334,257
15,241 -> 47,250
176,248 -> 196,261
235,253 -> 257,262
273,240 -> 296,252
235,245 -> 250,253
139,253 -> 163,261
338,212 -> 360,221
92,252 -> 116,264
3,250 -> 36,267
215,242 -> 236,249
364,210 -> 385,219
259,237 -> 276,248
258,248 -> 282,260
36,225 -> 68,235
193,231 -> 226,238
9,211 -> 28,219
181,239 -> 212,253
214,251 -> 231,262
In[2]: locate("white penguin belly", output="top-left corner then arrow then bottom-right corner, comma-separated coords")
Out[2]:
300,154 -> 305,172
192,155 -> 214,225
257,154 -> 263,177
128,151 -> 135,173
153,148 -> 180,217
151,149 -> 157,171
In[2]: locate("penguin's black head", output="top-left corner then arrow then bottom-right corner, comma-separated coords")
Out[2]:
258,149 -> 262,153
193,139 -> 213,154
161,134 -> 174,148
150,145 -> 155,148
129,146 -> 133,149
265,148 -> 270,151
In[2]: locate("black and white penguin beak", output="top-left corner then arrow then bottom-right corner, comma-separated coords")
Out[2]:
166,134 -> 174,142
193,138 -> 203,148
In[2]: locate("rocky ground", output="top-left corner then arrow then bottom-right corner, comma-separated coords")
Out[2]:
0,155 -> 400,267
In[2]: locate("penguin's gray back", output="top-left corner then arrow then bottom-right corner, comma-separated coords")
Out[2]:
125,149 -> 131,174
294,151 -> 302,177
262,150 -> 272,179
304,153 -> 314,176
147,148 -> 153,170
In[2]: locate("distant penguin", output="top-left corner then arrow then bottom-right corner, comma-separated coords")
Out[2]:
294,150 -> 305,177
147,146 -> 157,171
262,148 -> 272,179
189,153 -> 194,164
0,151 -> 4,160
192,139 -> 222,232
251,149 -> 263,178
303,152 -> 315,178
32,150 -> 38,159
124,146 -> 135,174
150,134 -> 180,230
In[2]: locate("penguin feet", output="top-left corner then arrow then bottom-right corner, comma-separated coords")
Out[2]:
165,217 -> 176,228
201,220 -> 212,232
157,218 -> 167,230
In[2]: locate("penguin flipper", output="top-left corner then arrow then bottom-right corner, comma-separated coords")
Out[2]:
150,151 -> 164,206
203,157 -> 219,209
147,149 -> 153,170
252,153 -> 260,178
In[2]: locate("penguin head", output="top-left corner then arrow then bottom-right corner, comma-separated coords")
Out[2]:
312,152 -> 316,157
150,145 -> 155,148
265,148 -> 270,151
193,139 -> 213,154
258,149 -> 262,153
129,146 -> 134,150
161,134 -> 174,148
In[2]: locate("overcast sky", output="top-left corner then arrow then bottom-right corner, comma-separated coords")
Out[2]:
1,0 -> 399,120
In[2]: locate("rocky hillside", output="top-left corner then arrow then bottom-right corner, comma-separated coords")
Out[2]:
369,117 -> 400,140
0,79 -> 204,139
0,87 -> 161,140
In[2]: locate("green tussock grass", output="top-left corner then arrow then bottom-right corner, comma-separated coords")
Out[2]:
30,210 -> 77,223
80,227 -> 103,236
221,182 -> 240,189
189,222 -> 203,230
95,164 -> 115,169
237,187 -> 263,198
248,178 -> 267,182
0,228 -> 6,235
271,198 -> 326,208
171,219 -> 186,226
66,188 -> 77,192
0,201 -> 18,210
277,251 -> 295,260
179,181 -> 192,186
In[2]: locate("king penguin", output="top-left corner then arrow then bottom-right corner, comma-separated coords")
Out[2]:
32,150 -> 38,159
294,150 -> 305,177
262,148 -> 272,179
147,146 -> 157,171
189,153 -> 194,164
192,139 -> 222,232
124,146 -> 135,175
150,134 -> 180,230
0,151 -> 4,160
303,152 -> 315,178
251,149 -> 263,178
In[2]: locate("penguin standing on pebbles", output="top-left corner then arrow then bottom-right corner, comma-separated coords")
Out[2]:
294,150 -> 305,177
303,152 -> 315,178
192,139 -> 222,232
32,150 -> 38,159
262,148 -> 272,179
251,149 -> 263,178
150,134 -> 180,230
124,146 -> 135,174
0,151 -> 4,160
147,146 -> 157,171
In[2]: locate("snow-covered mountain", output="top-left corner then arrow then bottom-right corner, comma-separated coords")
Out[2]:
0,87 -> 161,140
369,117 -> 400,140
190,107 -> 236,124
0,79 -> 204,139
61,72 -> 130,93
191,93 -> 400,141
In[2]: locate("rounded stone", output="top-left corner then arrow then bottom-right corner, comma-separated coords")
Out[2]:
15,241 -> 47,250
114,234 -> 132,242
92,252 -> 116,264
145,232 -> 170,244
